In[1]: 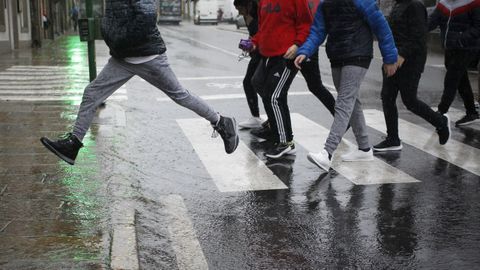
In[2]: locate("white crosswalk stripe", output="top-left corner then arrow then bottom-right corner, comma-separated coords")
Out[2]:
160,195 -> 209,270
290,113 -> 421,185
365,109 -> 480,176
177,118 -> 288,192
0,65 -> 127,101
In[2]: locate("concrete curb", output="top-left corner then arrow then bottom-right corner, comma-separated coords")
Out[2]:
109,177 -> 139,270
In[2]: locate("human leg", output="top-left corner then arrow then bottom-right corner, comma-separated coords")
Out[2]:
239,53 -> 263,128
300,51 -> 336,116
132,54 -> 239,153
374,71 -> 403,151
262,58 -> 298,158
438,50 -> 474,115
325,66 -> 369,155
41,58 -> 134,164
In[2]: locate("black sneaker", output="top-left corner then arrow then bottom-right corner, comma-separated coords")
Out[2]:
40,133 -> 83,165
373,137 -> 402,152
437,114 -> 451,145
213,116 -> 239,154
251,125 -> 274,140
264,141 -> 296,159
455,113 -> 480,126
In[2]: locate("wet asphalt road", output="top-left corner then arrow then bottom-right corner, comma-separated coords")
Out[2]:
1,22 -> 480,269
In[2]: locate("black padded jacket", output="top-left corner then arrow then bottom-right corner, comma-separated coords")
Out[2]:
388,0 -> 427,72
428,0 -> 480,50
101,0 -> 167,58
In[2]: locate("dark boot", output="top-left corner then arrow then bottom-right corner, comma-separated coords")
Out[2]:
40,133 -> 83,165
437,114 -> 451,145
213,116 -> 239,154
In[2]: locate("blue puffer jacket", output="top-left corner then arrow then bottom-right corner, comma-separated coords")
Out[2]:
101,0 -> 166,58
297,0 -> 398,65
428,0 -> 480,50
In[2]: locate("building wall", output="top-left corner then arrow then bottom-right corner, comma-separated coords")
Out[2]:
0,0 -> 31,51
0,1 -> 10,42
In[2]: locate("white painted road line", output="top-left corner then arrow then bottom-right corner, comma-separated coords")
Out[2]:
177,118 -> 288,192
0,95 -> 127,101
109,176 -> 139,270
0,72 -> 88,77
364,109 -> 480,176
291,113 -> 421,185
7,65 -> 75,69
0,84 -> 86,90
161,195 -> 209,270
111,222 -> 139,270
0,90 -> 87,94
0,75 -> 87,81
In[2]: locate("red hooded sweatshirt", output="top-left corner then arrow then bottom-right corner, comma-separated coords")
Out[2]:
252,0 -> 313,57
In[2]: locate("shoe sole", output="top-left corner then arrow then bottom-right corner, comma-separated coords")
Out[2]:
40,138 -> 75,165
440,114 -> 451,145
455,118 -> 480,126
265,148 -> 296,159
342,156 -> 374,162
373,145 -> 403,152
307,153 -> 330,171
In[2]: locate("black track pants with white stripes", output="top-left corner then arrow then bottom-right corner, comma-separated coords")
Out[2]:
252,56 -> 298,143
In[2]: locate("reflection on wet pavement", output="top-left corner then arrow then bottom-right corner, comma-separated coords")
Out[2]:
0,37 -> 110,269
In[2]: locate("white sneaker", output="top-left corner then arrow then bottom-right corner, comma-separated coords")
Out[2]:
238,117 -> 263,129
307,150 -> 332,171
341,148 -> 374,162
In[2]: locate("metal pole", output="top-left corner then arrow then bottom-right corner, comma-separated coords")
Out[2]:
86,0 -> 96,82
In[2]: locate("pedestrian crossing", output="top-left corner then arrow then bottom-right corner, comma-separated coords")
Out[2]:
176,112 -> 479,192
0,65 -> 127,101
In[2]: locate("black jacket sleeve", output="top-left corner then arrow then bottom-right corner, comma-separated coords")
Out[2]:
459,7 -> 480,48
398,1 -> 427,58
428,7 -> 441,32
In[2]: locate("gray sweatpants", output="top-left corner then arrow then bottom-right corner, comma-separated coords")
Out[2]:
324,65 -> 370,154
73,54 -> 219,140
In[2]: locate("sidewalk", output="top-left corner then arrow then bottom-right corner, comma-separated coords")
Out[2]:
0,36 -> 125,269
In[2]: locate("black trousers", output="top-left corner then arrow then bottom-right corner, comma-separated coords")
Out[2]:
381,65 -> 444,140
438,49 -> 478,115
300,51 -> 336,116
252,56 -> 298,143
242,52 -> 262,117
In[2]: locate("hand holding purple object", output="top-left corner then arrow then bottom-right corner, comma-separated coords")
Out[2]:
239,39 -> 253,52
